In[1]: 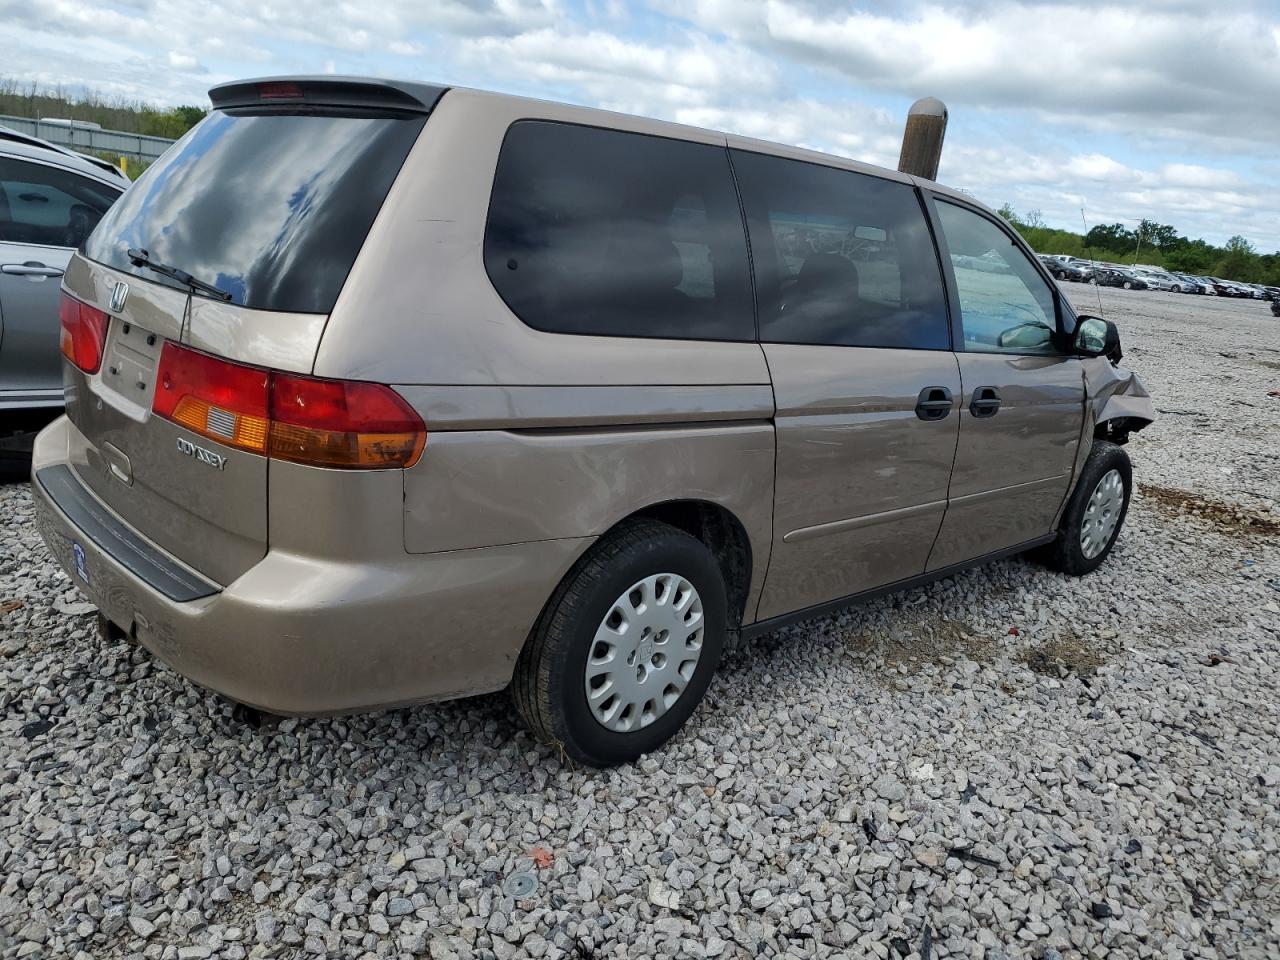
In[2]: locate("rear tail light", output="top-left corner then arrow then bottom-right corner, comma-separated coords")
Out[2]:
153,342 -> 425,469
59,292 -> 109,374
152,343 -> 270,453
269,374 -> 426,468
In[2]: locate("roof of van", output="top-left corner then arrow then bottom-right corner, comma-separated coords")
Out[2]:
207,75 -> 987,212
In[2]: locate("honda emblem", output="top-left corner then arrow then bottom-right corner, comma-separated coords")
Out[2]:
110,280 -> 130,313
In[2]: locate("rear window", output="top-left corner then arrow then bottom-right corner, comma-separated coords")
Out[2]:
483,121 -> 754,342
83,109 -> 426,314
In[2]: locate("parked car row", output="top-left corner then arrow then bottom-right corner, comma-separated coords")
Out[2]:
1036,254 -> 1278,300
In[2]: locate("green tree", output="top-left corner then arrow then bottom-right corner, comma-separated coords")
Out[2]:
1138,219 -> 1179,251
996,203 -> 1022,227
1085,223 -> 1134,253
173,105 -> 207,130
1213,235 -> 1259,282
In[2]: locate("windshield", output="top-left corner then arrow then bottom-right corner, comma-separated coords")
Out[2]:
84,108 -> 426,314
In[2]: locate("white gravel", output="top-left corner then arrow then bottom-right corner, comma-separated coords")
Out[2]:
2,287 -> 1279,960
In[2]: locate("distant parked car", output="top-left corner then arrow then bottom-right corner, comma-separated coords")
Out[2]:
1094,267 -> 1150,290
1169,273 -> 1209,294
1038,255 -> 1090,282
1,127 -> 127,413
1133,270 -> 1177,291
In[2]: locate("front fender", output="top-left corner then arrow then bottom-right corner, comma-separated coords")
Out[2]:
1083,358 -> 1157,436
1054,358 -> 1155,528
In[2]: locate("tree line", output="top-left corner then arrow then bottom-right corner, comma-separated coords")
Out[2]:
0,79 -> 206,142
996,204 -> 1278,285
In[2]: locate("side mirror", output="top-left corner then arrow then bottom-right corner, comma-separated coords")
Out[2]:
1074,315 -> 1122,364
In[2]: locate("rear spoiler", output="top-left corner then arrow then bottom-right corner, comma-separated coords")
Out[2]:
209,76 -> 448,115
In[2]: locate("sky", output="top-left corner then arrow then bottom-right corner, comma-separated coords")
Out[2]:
3,0 -> 1279,251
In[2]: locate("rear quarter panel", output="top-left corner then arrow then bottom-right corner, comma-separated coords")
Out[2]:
314,88 -> 779,621
399,384 -> 776,625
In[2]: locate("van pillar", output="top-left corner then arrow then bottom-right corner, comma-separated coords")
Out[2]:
897,97 -> 948,181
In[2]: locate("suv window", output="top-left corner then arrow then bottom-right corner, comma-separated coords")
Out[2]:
0,157 -> 119,248
84,109 -> 426,314
484,121 -> 753,341
934,200 -> 1060,354
731,150 -> 949,350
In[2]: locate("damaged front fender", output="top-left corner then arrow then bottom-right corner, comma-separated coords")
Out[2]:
1082,357 -> 1157,444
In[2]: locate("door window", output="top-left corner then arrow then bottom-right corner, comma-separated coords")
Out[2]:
731,150 -> 950,350
0,157 -> 119,248
934,200 -> 1060,354
484,121 -> 754,342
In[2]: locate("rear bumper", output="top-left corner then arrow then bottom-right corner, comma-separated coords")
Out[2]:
32,415 -> 590,715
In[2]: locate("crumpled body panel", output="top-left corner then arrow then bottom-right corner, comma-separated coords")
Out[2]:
1083,357 -> 1157,432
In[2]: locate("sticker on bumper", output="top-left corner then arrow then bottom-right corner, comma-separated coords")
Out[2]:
72,541 -> 90,584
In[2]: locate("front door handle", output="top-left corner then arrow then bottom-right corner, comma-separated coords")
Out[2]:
969,386 -> 1002,418
2,262 -> 65,278
915,385 -> 954,421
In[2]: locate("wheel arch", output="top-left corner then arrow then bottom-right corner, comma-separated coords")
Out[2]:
619,499 -> 755,640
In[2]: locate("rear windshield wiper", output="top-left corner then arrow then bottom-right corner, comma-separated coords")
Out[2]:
127,248 -> 232,302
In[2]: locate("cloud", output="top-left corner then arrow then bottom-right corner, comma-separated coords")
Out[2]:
457,27 -> 781,114
1,0 -> 1277,249
660,1 -> 1280,149
166,51 -> 202,71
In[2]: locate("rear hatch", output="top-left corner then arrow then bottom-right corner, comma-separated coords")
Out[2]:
60,78 -> 441,585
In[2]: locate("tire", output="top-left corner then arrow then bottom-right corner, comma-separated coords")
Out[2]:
1122,281 -> 1132,289
1037,441 -> 1132,576
512,519 -> 727,767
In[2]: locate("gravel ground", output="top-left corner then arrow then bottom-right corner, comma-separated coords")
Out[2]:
2,287 -> 1278,960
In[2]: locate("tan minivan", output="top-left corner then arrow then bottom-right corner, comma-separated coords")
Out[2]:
32,77 -> 1154,766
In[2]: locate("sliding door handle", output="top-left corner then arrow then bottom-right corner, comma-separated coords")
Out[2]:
969,386 -> 1002,418
915,386 -> 954,421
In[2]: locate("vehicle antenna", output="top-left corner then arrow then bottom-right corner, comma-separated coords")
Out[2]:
1082,206 -> 1104,318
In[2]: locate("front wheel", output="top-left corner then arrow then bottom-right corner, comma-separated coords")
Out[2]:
1036,441 -> 1132,576
512,520 -> 726,767
1122,281 -> 1133,289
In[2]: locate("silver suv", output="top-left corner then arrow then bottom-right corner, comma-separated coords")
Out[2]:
1,128 -> 126,413
32,77 -> 1155,766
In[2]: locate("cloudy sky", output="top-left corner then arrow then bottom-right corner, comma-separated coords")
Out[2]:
4,0 -> 1279,250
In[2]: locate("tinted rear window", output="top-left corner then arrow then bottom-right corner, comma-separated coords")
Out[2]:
83,109 -> 426,314
484,121 -> 753,342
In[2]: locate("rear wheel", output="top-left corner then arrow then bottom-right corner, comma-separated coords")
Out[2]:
1037,441 -> 1132,576
513,520 -> 726,767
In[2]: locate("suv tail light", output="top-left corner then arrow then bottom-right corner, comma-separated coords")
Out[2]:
59,292 -> 110,374
153,342 -> 426,469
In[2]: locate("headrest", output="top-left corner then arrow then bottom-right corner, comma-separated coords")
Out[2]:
798,252 -> 859,291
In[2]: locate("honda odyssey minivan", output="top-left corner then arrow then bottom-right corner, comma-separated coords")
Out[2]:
32,77 -> 1155,766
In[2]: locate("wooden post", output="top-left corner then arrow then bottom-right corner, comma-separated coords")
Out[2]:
897,97 -> 948,181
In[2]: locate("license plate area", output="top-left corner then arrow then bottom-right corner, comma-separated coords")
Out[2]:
101,320 -> 162,409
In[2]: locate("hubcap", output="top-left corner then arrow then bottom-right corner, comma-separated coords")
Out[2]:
584,573 -> 704,733
1080,469 -> 1125,559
